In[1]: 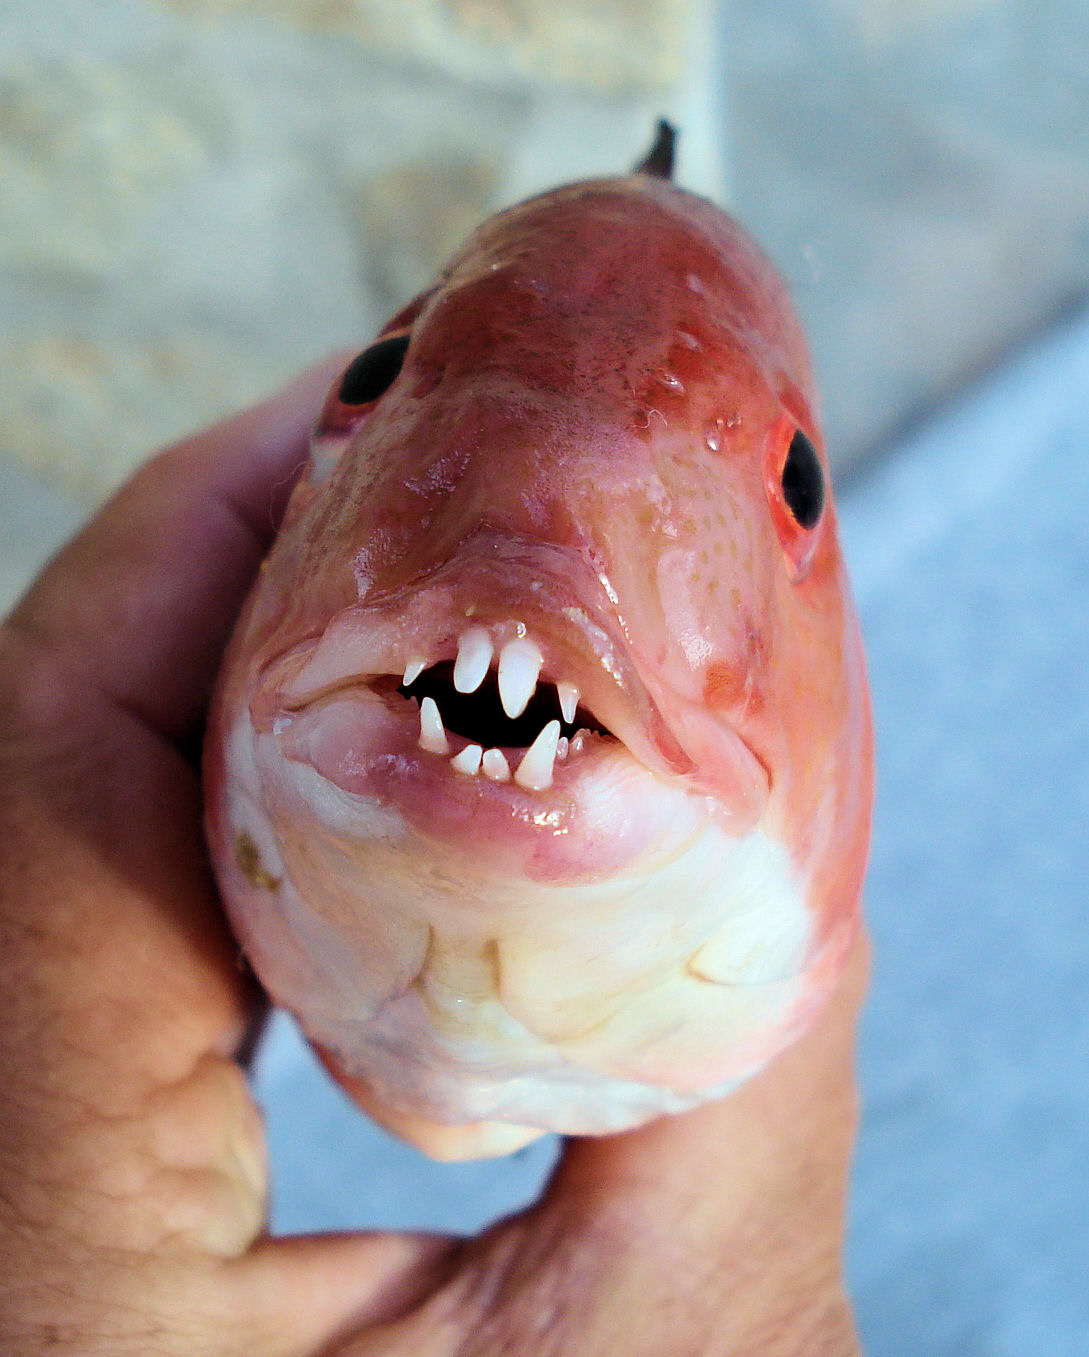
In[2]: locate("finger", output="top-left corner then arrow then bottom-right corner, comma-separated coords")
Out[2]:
230,1232 -> 460,1357
0,368 -> 355,1279
554,930 -> 868,1229
0,360 -> 467,1357
8,354 -> 347,745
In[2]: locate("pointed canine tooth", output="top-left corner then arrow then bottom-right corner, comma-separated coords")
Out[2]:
556,735 -> 569,762
403,657 -> 426,687
514,720 -> 561,791
498,637 -> 543,719
453,626 -> 493,694
450,744 -> 482,775
418,696 -> 449,754
557,681 -> 579,725
482,748 -> 510,782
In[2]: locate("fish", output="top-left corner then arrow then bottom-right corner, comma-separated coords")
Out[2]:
203,124 -> 873,1160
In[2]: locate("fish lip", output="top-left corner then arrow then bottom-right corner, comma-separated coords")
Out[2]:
253,536 -> 770,824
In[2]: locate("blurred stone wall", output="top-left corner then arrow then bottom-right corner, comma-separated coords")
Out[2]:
0,0 -> 721,503
1,0 -> 1087,550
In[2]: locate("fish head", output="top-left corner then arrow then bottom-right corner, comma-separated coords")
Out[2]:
205,176 -> 873,1158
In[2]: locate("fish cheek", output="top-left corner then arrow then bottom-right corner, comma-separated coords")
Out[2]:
702,620 -> 768,718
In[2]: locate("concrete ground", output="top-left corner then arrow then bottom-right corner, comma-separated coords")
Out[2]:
3,309 -> 1087,1353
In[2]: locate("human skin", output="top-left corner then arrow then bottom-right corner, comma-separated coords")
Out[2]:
0,365 -> 866,1356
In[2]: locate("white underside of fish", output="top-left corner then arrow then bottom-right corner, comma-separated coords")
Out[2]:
217,700 -> 824,1141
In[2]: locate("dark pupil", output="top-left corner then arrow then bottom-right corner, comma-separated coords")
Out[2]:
781,429 -> 825,529
338,334 -> 410,405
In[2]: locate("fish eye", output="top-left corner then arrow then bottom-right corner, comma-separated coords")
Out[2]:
338,334 -> 411,405
781,429 -> 824,529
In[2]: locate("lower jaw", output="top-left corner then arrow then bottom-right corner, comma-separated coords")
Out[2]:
316,1024 -> 792,1158
272,685 -> 708,885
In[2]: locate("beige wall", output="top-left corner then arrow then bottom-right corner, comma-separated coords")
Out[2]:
0,0 -> 717,514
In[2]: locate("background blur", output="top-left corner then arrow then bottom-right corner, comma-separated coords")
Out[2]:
2,2 -> 1088,1353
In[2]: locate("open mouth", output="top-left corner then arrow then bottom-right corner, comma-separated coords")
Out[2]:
377,627 -> 616,791
266,597 -> 632,802
258,591 -> 771,867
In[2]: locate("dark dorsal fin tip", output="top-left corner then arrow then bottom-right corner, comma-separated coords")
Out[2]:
635,119 -> 677,180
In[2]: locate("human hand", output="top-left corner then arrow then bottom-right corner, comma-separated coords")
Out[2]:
0,366 -> 866,1356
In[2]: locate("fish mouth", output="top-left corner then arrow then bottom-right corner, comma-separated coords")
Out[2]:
263,600 -> 671,801
383,650 -> 613,789
252,542 -> 769,859
263,537 -> 690,775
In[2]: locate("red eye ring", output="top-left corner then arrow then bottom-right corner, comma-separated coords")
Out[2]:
764,417 -> 826,581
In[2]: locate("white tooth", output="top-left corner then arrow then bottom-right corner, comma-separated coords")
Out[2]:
403,657 -> 426,686
557,681 -> 579,724
498,637 -> 543,719
556,736 -> 569,762
450,744 -> 482,775
418,696 -> 449,754
570,730 -> 586,755
482,748 -> 510,782
514,720 -> 561,791
453,626 -> 493,693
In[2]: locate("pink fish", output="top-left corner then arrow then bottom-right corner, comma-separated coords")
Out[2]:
204,127 -> 873,1160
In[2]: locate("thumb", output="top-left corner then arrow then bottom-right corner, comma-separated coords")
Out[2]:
554,929 -> 868,1232
227,1232 -> 460,1357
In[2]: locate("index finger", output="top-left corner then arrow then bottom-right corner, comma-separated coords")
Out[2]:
7,355 -> 346,745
